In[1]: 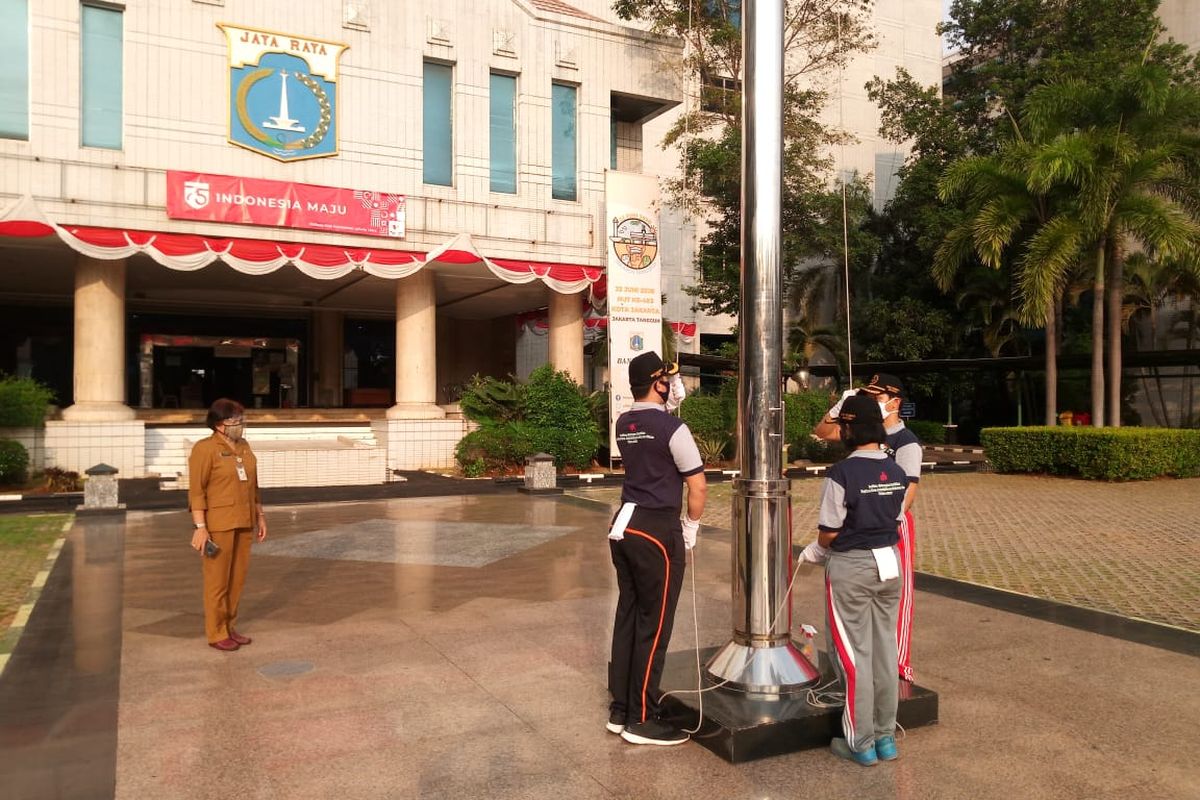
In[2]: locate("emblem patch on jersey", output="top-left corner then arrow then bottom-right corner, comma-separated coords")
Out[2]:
218,24 -> 348,162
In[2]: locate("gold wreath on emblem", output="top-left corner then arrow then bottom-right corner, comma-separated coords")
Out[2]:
235,67 -> 332,151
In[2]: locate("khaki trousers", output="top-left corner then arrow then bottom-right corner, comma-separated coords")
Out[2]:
202,527 -> 253,643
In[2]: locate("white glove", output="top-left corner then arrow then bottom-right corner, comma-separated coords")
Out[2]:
826,389 -> 858,420
681,515 -> 701,550
799,541 -> 829,565
666,374 -> 687,412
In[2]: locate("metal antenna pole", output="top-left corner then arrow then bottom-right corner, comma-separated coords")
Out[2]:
705,0 -> 820,693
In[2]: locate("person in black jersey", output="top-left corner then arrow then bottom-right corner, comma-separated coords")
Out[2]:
860,374 -> 921,682
800,394 -> 907,766
606,351 -> 707,746
813,374 -> 922,682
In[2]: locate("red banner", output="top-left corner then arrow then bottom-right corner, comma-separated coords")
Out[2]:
165,171 -> 406,239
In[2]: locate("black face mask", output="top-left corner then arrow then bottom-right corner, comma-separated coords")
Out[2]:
655,380 -> 670,403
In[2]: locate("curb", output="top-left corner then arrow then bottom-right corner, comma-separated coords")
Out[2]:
0,516 -> 73,677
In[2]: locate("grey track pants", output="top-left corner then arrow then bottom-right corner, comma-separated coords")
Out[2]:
825,547 -> 901,753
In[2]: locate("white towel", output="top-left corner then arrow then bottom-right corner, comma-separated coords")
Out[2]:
608,502 -> 636,541
872,546 -> 900,582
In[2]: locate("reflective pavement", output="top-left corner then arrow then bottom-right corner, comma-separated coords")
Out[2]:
0,494 -> 1196,799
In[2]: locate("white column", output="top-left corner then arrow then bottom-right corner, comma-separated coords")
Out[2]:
63,256 -> 134,421
387,269 -> 444,419
312,310 -> 344,407
547,289 -> 585,383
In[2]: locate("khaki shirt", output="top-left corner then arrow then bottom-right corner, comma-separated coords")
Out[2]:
188,434 -> 260,532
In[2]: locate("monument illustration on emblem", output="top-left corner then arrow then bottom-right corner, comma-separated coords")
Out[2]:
217,25 -> 348,162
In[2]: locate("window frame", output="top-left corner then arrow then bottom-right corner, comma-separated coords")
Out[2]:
550,81 -> 578,203
488,71 -> 519,195
79,1 -> 125,150
422,59 -> 455,187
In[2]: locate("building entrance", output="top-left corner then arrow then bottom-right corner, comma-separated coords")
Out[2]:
137,334 -> 300,410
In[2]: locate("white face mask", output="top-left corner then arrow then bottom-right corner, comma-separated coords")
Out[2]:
878,400 -> 893,420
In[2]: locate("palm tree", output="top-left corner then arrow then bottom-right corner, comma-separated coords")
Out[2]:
1022,66 -> 1200,426
1123,252 -> 1181,425
954,266 -> 1024,358
935,140 -> 1067,425
785,318 -> 847,387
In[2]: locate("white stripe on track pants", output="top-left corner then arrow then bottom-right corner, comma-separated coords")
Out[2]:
825,547 -> 902,754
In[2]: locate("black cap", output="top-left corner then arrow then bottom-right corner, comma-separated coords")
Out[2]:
862,373 -> 906,399
839,394 -> 884,425
628,351 -> 679,389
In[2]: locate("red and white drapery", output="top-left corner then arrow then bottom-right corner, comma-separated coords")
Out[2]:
0,196 -> 604,294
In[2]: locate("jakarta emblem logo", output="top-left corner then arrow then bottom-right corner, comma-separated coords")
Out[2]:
610,215 -> 659,270
218,24 -> 348,162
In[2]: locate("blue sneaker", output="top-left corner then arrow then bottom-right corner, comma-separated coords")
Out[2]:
875,735 -> 898,761
830,737 -> 878,766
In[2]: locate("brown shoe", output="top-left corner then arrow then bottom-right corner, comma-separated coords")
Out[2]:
209,638 -> 240,652
229,631 -> 252,646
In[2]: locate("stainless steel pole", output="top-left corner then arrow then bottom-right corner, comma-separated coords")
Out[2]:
705,0 -> 820,693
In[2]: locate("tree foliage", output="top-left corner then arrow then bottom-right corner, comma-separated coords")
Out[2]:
613,1 -> 877,318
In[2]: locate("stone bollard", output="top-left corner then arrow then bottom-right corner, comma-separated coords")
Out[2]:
78,463 -> 126,515
518,453 -> 562,495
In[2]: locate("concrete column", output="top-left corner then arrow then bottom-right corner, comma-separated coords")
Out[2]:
387,269 -> 444,419
312,310 -> 344,407
547,289 -> 585,383
63,256 -> 134,421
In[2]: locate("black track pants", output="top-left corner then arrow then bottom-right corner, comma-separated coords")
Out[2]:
608,506 -> 686,724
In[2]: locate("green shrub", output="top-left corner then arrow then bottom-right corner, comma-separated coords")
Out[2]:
0,439 -> 30,484
802,437 -> 843,464
455,422 -> 535,474
693,432 -> 731,464
0,375 -> 54,427
679,395 -> 729,439
981,427 -> 1200,480
454,367 -> 600,474
905,420 -> 946,445
523,366 -> 601,469
784,390 -> 834,451
459,374 -> 525,425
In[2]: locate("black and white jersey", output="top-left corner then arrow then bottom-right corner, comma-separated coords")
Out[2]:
615,402 -> 704,514
885,422 -> 922,484
818,450 -> 907,552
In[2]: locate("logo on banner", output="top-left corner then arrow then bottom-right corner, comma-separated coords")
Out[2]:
218,25 -> 348,162
630,333 -> 644,352
609,215 -> 659,270
183,180 -> 210,210
353,191 -> 406,237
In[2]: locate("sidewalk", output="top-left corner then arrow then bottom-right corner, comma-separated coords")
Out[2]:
577,473 -> 1200,633
0,493 -> 1196,799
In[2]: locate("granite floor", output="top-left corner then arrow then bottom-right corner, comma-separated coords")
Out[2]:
0,493 -> 1197,799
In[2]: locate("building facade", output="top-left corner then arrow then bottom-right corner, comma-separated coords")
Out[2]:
0,0 -> 681,481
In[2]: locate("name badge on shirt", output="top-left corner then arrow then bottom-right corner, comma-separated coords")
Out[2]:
235,457 -> 248,482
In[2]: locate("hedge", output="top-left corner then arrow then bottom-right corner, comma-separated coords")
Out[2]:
0,439 -> 30,484
905,420 -> 946,445
678,395 -> 728,439
0,375 -> 54,427
454,366 -> 600,474
981,426 -> 1200,481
